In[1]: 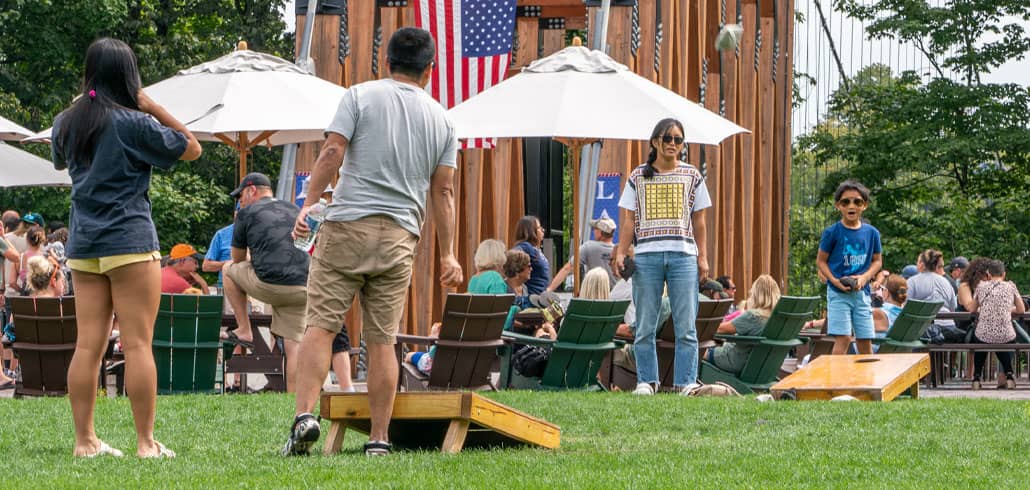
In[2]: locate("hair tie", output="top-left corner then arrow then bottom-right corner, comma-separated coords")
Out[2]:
88,89 -> 96,99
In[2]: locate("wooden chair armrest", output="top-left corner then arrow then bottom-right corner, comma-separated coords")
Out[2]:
395,334 -> 437,346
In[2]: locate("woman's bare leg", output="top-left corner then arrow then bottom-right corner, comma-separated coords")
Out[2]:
67,270 -> 114,456
107,260 -> 163,457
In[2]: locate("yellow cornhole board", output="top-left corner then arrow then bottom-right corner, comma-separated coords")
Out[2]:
319,392 -> 561,454
771,353 -> 930,401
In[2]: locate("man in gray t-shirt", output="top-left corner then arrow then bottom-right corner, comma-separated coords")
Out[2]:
283,28 -> 463,457
548,217 -> 617,291
907,271 -> 958,327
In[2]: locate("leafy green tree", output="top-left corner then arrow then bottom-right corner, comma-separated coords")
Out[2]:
792,1 -> 1030,290
0,0 -> 293,254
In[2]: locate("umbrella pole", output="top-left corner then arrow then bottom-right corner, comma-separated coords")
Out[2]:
239,133 -> 250,180
571,142 -> 581,295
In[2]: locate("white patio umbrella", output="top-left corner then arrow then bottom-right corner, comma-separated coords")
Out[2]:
0,142 -> 71,188
144,43 -> 347,177
449,45 -> 746,143
1,115 -> 34,142
448,41 -> 747,290
27,42 -> 347,179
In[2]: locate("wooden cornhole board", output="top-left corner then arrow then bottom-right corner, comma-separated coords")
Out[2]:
770,354 -> 930,401
319,392 -> 561,454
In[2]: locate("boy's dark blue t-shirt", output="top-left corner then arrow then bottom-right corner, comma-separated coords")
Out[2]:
819,221 -> 882,293
52,108 -> 187,259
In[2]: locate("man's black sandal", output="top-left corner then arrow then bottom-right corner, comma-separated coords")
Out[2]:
364,440 -> 392,456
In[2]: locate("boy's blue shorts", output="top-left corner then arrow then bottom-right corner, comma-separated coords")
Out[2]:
826,286 -> 875,340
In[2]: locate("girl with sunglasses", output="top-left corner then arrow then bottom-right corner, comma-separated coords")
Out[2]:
613,118 -> 711,395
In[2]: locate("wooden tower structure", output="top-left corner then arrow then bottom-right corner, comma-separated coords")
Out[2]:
294,0 -> 795,337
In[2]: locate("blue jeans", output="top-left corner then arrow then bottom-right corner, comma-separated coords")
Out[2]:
631,252 -> 699,387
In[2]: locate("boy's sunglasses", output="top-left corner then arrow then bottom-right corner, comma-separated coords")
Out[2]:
661,135 -> 685,145
838,197 -> 866,207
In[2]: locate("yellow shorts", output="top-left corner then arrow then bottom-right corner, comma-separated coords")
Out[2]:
68,251 -> 161,275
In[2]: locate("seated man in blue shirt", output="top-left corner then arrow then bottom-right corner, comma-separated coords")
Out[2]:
202,213 -> 235,286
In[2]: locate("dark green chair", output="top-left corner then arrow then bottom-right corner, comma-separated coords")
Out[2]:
502,299 -> 630,390
873,299 -> 944,353
699,296 -> 819,394
152,294 -> 224,394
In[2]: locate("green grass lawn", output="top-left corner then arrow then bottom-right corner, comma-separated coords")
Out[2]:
1,391 -> 1027,488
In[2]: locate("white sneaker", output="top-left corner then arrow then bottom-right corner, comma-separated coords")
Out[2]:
633,383 -> 655,395
679,382 -> 702,396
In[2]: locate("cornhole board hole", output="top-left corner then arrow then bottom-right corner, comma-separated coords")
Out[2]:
770,354 -> 930,401
319,392 -> 561,454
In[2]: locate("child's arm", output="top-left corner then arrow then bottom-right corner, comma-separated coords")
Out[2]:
855,253 -> 882,290
816,250 -> 847,291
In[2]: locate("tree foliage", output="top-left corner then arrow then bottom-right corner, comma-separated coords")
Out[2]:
791,1 -> 1030,292
0,0 -> 293,254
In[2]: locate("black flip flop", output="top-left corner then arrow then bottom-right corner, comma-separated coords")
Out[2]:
222,331 -> 254,349
0,380 -> 15,390
364,440 -> 392,456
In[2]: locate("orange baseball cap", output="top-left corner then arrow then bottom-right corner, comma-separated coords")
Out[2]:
169,243 -> 201,261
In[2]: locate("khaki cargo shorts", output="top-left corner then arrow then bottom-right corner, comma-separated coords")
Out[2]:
306,216 -> 418,345
224,261 -> 307,342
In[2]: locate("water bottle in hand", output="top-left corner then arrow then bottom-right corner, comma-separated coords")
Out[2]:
293,198 -> 327,252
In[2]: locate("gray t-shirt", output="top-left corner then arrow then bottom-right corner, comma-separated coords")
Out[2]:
575,240 -> 615,288
324,79 -> 458,237
907,272 -> 958,326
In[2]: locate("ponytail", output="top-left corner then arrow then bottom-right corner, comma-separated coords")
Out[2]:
643,148 -> 657,178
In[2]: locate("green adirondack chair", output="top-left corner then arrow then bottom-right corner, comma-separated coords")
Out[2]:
152,294 -> 224,394
502,298 -> 630,390
873,299 -> 943,353
699,296 -> 819,394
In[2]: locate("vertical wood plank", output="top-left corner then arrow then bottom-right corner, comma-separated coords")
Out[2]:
347,1 -> 378,86
514,17 -> 539,71
738,0 -> 758,288
541,29 -> 565,58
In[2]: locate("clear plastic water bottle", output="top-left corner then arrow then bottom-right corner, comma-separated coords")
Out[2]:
293,198 -> 327,252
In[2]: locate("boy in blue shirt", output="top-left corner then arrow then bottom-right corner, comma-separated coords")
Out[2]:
816,180 -> 882,355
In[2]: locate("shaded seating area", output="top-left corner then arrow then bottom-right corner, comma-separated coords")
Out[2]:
699,296 -> 820,394
502,299 -> 629,390
153,294 -> 224,394
6,296 -> 77,397
396,294 -> 514,391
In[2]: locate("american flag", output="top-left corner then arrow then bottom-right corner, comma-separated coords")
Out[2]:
415,0 -> 517,149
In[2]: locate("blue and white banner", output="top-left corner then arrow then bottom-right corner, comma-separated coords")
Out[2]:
294,172 -> 310,208
594,173 -> 622,244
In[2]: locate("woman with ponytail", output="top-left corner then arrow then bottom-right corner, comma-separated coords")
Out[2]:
613,118 -> 711,396
51,38 -> 201,458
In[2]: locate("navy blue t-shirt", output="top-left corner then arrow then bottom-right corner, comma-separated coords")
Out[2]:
514,241 -> 551,295
819,221 -> 882,293
52,108 -> 187,259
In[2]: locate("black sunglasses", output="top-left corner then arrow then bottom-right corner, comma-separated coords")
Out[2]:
661,135 -> 685,145
838,197 -> 866,207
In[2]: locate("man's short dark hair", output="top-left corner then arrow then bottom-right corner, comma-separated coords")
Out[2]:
387,27 -> 436,78
2,215 -> 20,232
